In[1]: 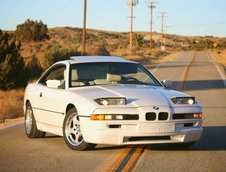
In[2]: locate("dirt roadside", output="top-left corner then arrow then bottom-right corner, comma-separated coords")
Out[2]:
0,117 -> 24,129
208,50 -> 226,67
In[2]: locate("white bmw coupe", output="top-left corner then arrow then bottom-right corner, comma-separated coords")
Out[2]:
24,56 -> 203,150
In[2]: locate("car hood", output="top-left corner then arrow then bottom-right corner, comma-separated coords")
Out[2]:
70,85 -> 189,107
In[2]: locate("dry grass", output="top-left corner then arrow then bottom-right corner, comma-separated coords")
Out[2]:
122,49 -> 178,65
0,89 -> 24,122
156,51 -> 178,63
209,50 -> 226,66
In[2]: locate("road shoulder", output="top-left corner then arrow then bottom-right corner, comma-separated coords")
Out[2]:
0,117 -> 24,130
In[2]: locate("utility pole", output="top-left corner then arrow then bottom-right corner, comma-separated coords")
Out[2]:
164,25 -> 169,47
158,12 -> 167,51
147,1 -> 157,50
82,0 -> 87,55
126,0 -> 138,49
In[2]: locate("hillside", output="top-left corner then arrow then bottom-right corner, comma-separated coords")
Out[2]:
18,27 -> 226,68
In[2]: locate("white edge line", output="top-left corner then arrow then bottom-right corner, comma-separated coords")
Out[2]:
147,52 -> 182,74
144,64 -> 161,73
150,64 -> 160,73
0,121 -> 23,131
206,52 -> 213,62
215,64 -> 226,87
206,53 -> 226,87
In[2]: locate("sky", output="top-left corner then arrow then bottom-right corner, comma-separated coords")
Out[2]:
0,0 -> 226,37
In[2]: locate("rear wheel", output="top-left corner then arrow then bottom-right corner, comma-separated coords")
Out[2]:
63,107 -> 96,151
25,103 -> 46,138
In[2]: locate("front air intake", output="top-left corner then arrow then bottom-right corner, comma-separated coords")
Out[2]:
173,113 -> 193,120
146,112 -> 156,121
158,112 -> 168,120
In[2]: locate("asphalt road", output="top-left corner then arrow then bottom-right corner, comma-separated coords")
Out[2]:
0,51 -> 226,172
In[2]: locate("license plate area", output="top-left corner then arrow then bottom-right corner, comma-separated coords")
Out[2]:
139,123 -> 175,133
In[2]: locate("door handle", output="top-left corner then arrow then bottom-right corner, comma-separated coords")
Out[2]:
40,92 -> 43,97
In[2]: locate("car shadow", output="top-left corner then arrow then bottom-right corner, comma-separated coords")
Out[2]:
146,126 -> 226,151
173,80 -> 225,91
43,135 -> 61,139
94,145 -> 127,151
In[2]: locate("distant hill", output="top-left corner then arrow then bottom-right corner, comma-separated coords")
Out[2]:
16,27 -> 226,67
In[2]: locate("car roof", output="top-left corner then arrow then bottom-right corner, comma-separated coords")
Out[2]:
67,56 -> 137,64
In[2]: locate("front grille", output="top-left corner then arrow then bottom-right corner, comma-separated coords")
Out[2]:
146,112 -> 169,121
173,113 -> 193,120
158,112 -> 168,120
146,112 -> 156,121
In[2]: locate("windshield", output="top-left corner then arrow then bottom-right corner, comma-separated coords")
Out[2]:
69,62 -> 162,87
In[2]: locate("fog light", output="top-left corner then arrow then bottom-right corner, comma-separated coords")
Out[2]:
115,115 -> 123,120
105,115 -> 113,120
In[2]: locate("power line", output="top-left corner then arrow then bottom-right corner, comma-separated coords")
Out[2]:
103,0 -> 127,15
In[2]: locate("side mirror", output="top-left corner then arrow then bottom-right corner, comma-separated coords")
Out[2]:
162,79 -> 172,89
46,80 -> 61,89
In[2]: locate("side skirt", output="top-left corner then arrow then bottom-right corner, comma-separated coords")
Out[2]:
36,122 -> 63,136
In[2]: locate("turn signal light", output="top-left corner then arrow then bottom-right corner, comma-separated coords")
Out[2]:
193,113 -> 203,119
90,114 -> 105,120
90,114 -> 123,120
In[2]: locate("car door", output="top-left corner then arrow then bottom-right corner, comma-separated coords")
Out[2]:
34,64 -> 68,128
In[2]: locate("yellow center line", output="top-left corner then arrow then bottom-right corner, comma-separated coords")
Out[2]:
106,147 -> 133,172
105,146 -> 146,172
121,146 -> 145,172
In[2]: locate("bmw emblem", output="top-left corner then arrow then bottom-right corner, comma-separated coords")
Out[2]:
153,106 -> 159,110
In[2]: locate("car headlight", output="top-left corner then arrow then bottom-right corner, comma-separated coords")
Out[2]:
94,97 -> 127,105
171,97 -> 195,105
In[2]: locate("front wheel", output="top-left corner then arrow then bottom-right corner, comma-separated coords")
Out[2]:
63,108 -> 96,151
25,103 -> 46,138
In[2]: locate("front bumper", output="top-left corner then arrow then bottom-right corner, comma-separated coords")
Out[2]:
80,106 -> 203,145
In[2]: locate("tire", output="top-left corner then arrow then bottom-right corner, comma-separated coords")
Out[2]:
167,142 -> 196,150
63,107 -> 96,151
25,103 -> 46,138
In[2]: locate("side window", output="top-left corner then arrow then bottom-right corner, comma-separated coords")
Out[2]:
39,65 -> 66,89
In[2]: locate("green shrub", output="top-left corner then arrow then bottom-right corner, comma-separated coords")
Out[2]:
44,46 -> 81,68
0,30 -> 26,90
25,56 -> 43,80
15,19 -> 49,42
86,45 -> 110,56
